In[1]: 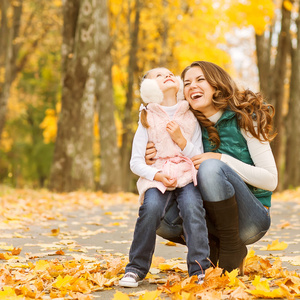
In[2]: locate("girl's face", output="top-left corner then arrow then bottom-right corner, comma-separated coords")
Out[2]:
183,67 -> 218,117
148,68 -> 179,93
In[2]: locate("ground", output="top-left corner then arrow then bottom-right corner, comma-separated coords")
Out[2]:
0,186 -> 300,299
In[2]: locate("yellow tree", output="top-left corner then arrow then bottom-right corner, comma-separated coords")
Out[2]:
109,0 -> 275,191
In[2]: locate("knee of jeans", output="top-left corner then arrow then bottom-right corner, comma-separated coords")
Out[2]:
142,195 -> 165,218
243,230 -> 268,245
197,159 -> 226,190
241,220 -> 270,245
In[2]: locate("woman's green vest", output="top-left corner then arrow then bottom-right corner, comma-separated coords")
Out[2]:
202,110 -> 272,207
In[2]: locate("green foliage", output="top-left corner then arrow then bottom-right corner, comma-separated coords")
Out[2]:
0,46 -> 61,187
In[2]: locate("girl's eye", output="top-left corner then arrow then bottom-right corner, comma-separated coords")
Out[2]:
156,74 -> 162,77
184,82 -> 190,87
198,77 -> 205,82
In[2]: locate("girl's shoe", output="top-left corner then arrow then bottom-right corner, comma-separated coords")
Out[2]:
197,274 -> 205,285
119,272 -> 142,287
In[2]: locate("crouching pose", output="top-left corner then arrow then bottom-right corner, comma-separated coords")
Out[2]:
148,61 -> 278,274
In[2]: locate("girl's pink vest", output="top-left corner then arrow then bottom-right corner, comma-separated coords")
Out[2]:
137,101 -> 198,203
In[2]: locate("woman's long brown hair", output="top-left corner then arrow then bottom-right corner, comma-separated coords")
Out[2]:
181,61 -> 277,149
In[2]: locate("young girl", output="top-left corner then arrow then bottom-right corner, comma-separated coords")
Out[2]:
119,68 -> 210,287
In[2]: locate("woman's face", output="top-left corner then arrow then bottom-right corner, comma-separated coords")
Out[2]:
183,66 -> 218,117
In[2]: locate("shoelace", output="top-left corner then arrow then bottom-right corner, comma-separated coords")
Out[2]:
124,272 -> 139,280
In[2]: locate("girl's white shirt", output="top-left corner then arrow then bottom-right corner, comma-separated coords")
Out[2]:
209,111 -> 278,191
130,103 -> 204,181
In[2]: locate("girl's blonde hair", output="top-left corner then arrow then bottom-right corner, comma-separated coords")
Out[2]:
181,61 -> 276,149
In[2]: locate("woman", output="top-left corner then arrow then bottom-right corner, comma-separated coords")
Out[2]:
147,61 -> 278,274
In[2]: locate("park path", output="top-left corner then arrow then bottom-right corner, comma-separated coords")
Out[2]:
0,188 -> 300,299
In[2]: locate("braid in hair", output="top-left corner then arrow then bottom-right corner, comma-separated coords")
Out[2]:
190,107 -> 220,149
140,108 -> 149,128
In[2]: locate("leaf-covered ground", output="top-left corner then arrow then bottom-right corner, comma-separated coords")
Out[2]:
0,185 -> 300,299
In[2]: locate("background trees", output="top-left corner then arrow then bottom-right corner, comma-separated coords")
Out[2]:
0,0 -> 299,192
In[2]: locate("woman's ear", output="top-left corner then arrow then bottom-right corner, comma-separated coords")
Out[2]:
176,76 -> 185,102
140,79 -> 164,104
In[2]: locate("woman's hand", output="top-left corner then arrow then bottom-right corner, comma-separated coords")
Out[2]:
166,121 -> 187,150
191,152 -> 222,170
145,142 -> 157,165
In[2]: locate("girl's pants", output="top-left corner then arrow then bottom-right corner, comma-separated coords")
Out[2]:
125,183 -> 210,279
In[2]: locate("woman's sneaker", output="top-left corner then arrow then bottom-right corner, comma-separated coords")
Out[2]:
119,272 -> 142,287
197,274 -> 205,285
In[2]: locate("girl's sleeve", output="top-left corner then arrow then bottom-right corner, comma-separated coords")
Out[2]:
130,123 -> 160,180
181,121 -> 204,158
220,129 -> 278,191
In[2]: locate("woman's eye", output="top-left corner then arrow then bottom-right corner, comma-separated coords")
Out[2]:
184,83 -> 190,87
156,74 -> 162,77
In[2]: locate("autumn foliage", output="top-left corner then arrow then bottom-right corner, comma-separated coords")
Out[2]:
0,186 -> 300,299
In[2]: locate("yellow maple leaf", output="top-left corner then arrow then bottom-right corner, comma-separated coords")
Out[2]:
141,290 -> 162,299
248,286 -> 292,298
151,255 -> 165,268
0,286 -> 23,299
53,274 -> 74,289
164,241 -> 177,246
252,275 -> 270,292
260,239 -> 288,251
267,239 -> 288,250
283,0 -> 293,11
113,291 -> 130,300
227,269 -> 239,287
34,260 -> 50,271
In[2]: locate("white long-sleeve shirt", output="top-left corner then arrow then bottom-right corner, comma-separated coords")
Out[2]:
130,103 -> 204,181
209,111 -> 278,191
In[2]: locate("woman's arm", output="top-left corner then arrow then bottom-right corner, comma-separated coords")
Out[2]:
220,130 -> 278,191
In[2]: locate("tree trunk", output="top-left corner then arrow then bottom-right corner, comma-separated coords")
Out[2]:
255,1 -> 293,190
255,31 -> 272,101
49,0 -> 95,192
159,0 -> 169,66
270,1 -> 293,183
285,4 -> 300,188
120,0 -> 141,191
0,0 -> 23,138
94,0 -> 122,192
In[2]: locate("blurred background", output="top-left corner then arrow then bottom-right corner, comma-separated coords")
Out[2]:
0,0 -> 299,193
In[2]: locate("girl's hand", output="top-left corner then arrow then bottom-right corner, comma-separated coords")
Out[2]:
154,172 -> 177,188
145,142 -> 157,165
166,121 -> 187,150
191,152 -> 222,170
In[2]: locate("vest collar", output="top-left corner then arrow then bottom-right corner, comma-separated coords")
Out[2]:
214,109 -> 236,126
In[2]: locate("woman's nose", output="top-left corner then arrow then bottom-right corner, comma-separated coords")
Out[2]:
189,81 -> 197,88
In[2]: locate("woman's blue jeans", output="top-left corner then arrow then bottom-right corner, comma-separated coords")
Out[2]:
125,183 -> 210,279
157,159 -> 271,246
